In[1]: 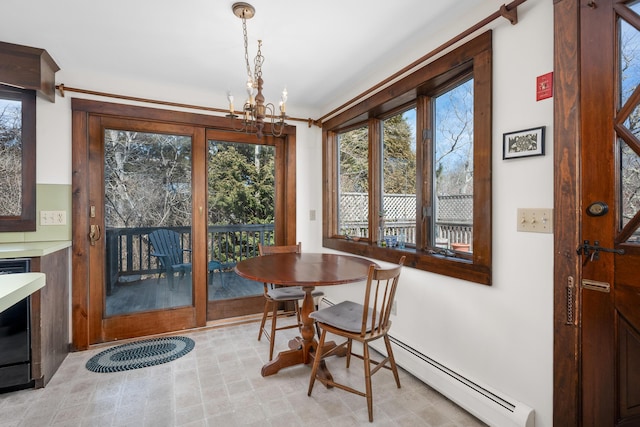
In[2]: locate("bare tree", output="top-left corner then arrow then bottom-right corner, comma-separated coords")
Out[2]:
434,79 -> 474,196
619,22 -> 640,238
104,130 -> 192,228
0,100 -> 22,216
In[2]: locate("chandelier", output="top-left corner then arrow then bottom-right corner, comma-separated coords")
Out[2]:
227,2 -> 287,139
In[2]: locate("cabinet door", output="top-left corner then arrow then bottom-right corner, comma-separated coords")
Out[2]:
30,248 -> 70,388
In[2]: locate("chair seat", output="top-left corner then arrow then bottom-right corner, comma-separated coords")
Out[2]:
171,263 -> 192,273
310,301 -> 377,333
207,260 -> 222,271
267,286 -> 323,301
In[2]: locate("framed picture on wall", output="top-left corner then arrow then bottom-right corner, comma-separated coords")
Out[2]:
502,126 -> 545,159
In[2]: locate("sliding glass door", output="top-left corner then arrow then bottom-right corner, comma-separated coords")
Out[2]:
89,117 -> 204,343
103,128 -> 194,316
73,99 -> 296,347
206,130 -> 276,320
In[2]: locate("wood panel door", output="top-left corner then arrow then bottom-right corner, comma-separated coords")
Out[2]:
580,1 -> 640,425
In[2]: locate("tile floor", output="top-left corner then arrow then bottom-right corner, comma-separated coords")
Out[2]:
0,322 -> 486,426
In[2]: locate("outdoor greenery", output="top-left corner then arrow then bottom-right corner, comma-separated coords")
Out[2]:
207,141 -> 275,226
383,113 -> 417,195
338,82 -> 475,202
104,132 -> 275,230
338,114 -> 417,196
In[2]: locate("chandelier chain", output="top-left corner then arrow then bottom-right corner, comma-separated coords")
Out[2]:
229,2 -> 286,139
241,17 -> 253,82
254,41 -> 264,80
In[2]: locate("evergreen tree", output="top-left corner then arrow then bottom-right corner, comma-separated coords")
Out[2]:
207,142 -> 275,226
383,114 -> 416,194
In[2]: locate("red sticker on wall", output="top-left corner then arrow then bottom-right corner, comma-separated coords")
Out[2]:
536,72 -> 553,101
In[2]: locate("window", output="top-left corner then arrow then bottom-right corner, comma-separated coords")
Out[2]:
381,108 -> 417,247
433,78 -> 474,253
338,125 -> 369,239
323,32 -> 492,285
0,84 -> 36,231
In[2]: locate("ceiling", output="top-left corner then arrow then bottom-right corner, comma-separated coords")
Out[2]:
2,0 -> 497,118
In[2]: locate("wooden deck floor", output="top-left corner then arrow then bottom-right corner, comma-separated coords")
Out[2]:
105,271 -> 263,316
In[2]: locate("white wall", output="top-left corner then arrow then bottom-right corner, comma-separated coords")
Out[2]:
312,1 -> 554,426
33,0 -> 554,425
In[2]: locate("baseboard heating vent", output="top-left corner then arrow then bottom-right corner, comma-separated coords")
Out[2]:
319,297 -> 535,427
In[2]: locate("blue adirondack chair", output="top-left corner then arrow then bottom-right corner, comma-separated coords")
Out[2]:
208,259 -> 225,287
149,229 -> 227,289
149,229 -> 192,288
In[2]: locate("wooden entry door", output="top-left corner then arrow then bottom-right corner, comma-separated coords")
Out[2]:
579,0 -> 640,425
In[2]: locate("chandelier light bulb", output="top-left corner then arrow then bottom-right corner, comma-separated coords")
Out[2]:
280,87 -> 288,114
227,91 -> 234,114
246,77 -> 255,104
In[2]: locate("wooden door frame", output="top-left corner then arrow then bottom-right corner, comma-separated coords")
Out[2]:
553,0 -> 584,424
71,98 -> 297,350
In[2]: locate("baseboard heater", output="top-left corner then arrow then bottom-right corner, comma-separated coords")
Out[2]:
319,297 -> 535,427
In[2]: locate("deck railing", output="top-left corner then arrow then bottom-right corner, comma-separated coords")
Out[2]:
105,224 -> 274,291
340,221 -> 472,250
105,219 -> 471,292
339,193 -> 473,249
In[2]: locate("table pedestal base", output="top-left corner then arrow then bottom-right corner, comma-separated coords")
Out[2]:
260,336 -> 344,385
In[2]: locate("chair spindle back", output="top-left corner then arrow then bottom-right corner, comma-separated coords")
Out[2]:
360,256 -> 405,337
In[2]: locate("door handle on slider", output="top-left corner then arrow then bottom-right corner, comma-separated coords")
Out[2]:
89,224 -> 101,246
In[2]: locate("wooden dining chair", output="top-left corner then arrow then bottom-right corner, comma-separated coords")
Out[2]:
257,242 -> 324,360
307,256 -> 406,422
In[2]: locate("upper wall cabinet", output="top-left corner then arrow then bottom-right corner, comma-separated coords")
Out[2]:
0,41 -> 59,232
0,41 -> 59,102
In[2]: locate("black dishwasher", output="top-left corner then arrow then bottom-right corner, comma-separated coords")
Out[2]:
0,258 -> 33,392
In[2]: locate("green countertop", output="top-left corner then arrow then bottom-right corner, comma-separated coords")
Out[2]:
0,272 -> 46,313
0,241 -> 71,259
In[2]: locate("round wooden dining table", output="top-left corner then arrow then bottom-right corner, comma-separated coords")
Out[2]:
235,252 -> 376,377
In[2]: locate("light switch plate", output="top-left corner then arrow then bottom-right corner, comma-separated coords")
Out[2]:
517,208 -> 553,233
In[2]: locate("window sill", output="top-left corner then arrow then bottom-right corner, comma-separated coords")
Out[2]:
323,237 -> 491,285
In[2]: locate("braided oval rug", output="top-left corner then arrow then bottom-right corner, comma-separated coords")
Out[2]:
86,336 -> 195,373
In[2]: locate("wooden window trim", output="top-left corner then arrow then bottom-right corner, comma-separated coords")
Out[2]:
0,85 -> 36,232
322,31 -> 492,285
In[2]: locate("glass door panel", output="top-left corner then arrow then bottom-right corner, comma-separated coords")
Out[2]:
104,129 -> 193,316
207,137 -> 275,319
